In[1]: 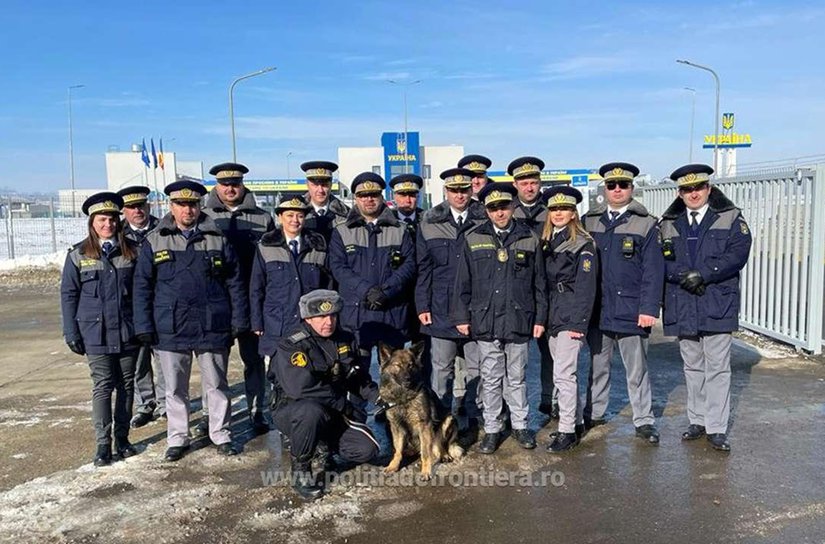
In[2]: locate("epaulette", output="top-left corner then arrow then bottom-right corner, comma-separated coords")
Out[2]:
288,330 -> 310,343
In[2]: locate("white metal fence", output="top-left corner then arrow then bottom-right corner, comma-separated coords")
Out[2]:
640,165 -> 825,354
0,197 -> 88,260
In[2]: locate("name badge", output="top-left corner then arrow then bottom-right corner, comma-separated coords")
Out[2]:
153,250 -> 173,264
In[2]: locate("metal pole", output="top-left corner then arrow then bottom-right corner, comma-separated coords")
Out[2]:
387,79 -> 421,175
229,66 -> 277,162
684,87 -> 696,163
677,60 -> 721,173
49,197 -> 57,252
68,84 -> 84,217
8,196 -> 15,260
286,151 -> 293,180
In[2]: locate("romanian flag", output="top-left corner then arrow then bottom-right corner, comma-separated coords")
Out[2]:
150,138 -> 158,169
158,138 -> 165,170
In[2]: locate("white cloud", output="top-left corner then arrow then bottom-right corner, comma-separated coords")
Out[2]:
362,71 -> 411,81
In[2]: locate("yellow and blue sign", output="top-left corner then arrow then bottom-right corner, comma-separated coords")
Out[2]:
203,179 -> 339,192
489,168 -> 598,187
704,112 -> 753,149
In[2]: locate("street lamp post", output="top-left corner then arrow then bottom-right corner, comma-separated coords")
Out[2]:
229,66 -> 276,162
683,87 -> 696,163
677,59 -> 720,174
286,151 -> 293,180
387,79 -> 421,174
68,84 -> 84,217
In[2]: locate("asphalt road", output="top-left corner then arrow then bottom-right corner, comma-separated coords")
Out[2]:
1,269 -> 824,543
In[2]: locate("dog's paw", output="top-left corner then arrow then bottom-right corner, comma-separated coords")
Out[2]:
384,464 -> 401,474
448,444 -> 465,460
419,471 -> 433,481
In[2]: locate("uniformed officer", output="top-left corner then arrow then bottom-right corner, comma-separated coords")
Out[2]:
389,173 -> 424,232
116,186 -> 164,429
249,195 -> 332,362
300,161 -> 350,242
327,172 -> 416,400
660,164 -> 752,452
61,192 -> 140,466
458,154 -> 492,202
272,289 -> 380,501
452,182 -> 548,453
540,186 -> 599,452
133,180 -> 249,461
202,162 -> 274,436
508,156 -> 558,419
582,162 -> 664,444
416,168 -> 487,419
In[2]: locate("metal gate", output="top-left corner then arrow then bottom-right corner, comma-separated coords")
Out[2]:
640,165 -> 825,354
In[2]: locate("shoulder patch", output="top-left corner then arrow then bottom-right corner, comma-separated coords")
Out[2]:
337,344 -> 350,355
153,250 -> 173,264
582,257 -> 592,273
290,351 -> 308,367
345,244 -> 357,253
740,221 -> 750,235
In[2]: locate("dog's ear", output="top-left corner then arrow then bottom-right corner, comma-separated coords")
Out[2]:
378,342 -> 395,367
409,341 -> 426,365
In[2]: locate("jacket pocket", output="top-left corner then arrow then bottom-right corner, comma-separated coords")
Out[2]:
76,314 -> 103,345
154,301 -> 176,334
705,285 -> 736,319
615,290 -> 640,321
662,288 -> 678,326
80,270 -> 99,297
206,301 -> 231,332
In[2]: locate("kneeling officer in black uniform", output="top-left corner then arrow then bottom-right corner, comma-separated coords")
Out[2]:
272,289 -> 380,500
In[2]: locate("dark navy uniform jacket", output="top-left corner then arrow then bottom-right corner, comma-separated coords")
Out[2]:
660,187 -> 752,336
122,215 -> 159,245
133,213 -> 249,351
328,205 -> 416,339
249,228 -> 332,357
513,199 -> 548,237
415,202 -> 486,339
202,189 -> 274,282
451,219 -> 548,343
544,227 -> 599,336
272,323 -> 378,413
583,199 -> 664,336
302,194 -> 350,243
61,241 -> 139,355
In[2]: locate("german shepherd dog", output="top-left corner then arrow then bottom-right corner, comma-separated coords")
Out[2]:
378,342 -> 464,479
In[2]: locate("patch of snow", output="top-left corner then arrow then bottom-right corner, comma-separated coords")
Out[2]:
0,251 -> 66,271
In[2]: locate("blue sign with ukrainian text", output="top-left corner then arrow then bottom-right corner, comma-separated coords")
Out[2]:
382,132 -> 421,197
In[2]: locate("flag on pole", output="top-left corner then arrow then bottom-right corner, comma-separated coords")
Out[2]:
158,138 -> 165,170
141,139 -> 150,167
150,138 -> 158,169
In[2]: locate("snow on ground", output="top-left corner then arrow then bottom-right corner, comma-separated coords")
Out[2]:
0,251 -> 66,271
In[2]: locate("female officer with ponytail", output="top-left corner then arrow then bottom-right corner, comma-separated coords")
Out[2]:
541,186 -> 598,452
61,192 -> 140,466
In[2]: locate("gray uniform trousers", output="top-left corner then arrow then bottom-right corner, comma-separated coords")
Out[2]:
87,351 -> 137,445
548,333 -> 584,433
679,333 -> 732,434
158,349 -> 232,447
585,329 -> 654,427
200,333 -> 266,419
477,340 -> 529,434
430,337 -> 481,417
133,345 -> 166,416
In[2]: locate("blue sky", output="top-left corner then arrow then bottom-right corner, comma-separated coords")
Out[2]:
1,0 -> 823,192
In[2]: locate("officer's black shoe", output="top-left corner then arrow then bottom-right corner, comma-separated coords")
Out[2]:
546,432 -> 579,453
478,432 -> 501,454
512,428 -> 537,449
164,445 -> 189,462
130,411 -> 155,429
584,417 -> 607,430
252,413 -> 270,435
681,424 -> 707,441
292,458 -> 323,501
707,433 -> 731,452
93,444 -> 112,467
192,418 -> 209,439
215,442 -> 240,456
635,424 -> 660,445
115,439 -> 138,459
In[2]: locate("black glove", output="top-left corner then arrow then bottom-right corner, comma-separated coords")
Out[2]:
231,327 -> 249,339
66,339 -> 85,356
365,287 -> 388,311
679,270 -> 706,295
135,332 -> 157,346
328,360 -> 346,384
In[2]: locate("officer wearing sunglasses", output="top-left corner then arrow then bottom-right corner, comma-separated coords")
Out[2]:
581,162 -> 664,445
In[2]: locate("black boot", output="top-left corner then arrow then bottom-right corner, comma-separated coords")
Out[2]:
251,412 -> 270,435
546,432 -> 579,453
94,444 -> 112,467
192,417 -> 210,440
478,432 -> 501,454
115,438 -> 138,459
292,456 -> 323,501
